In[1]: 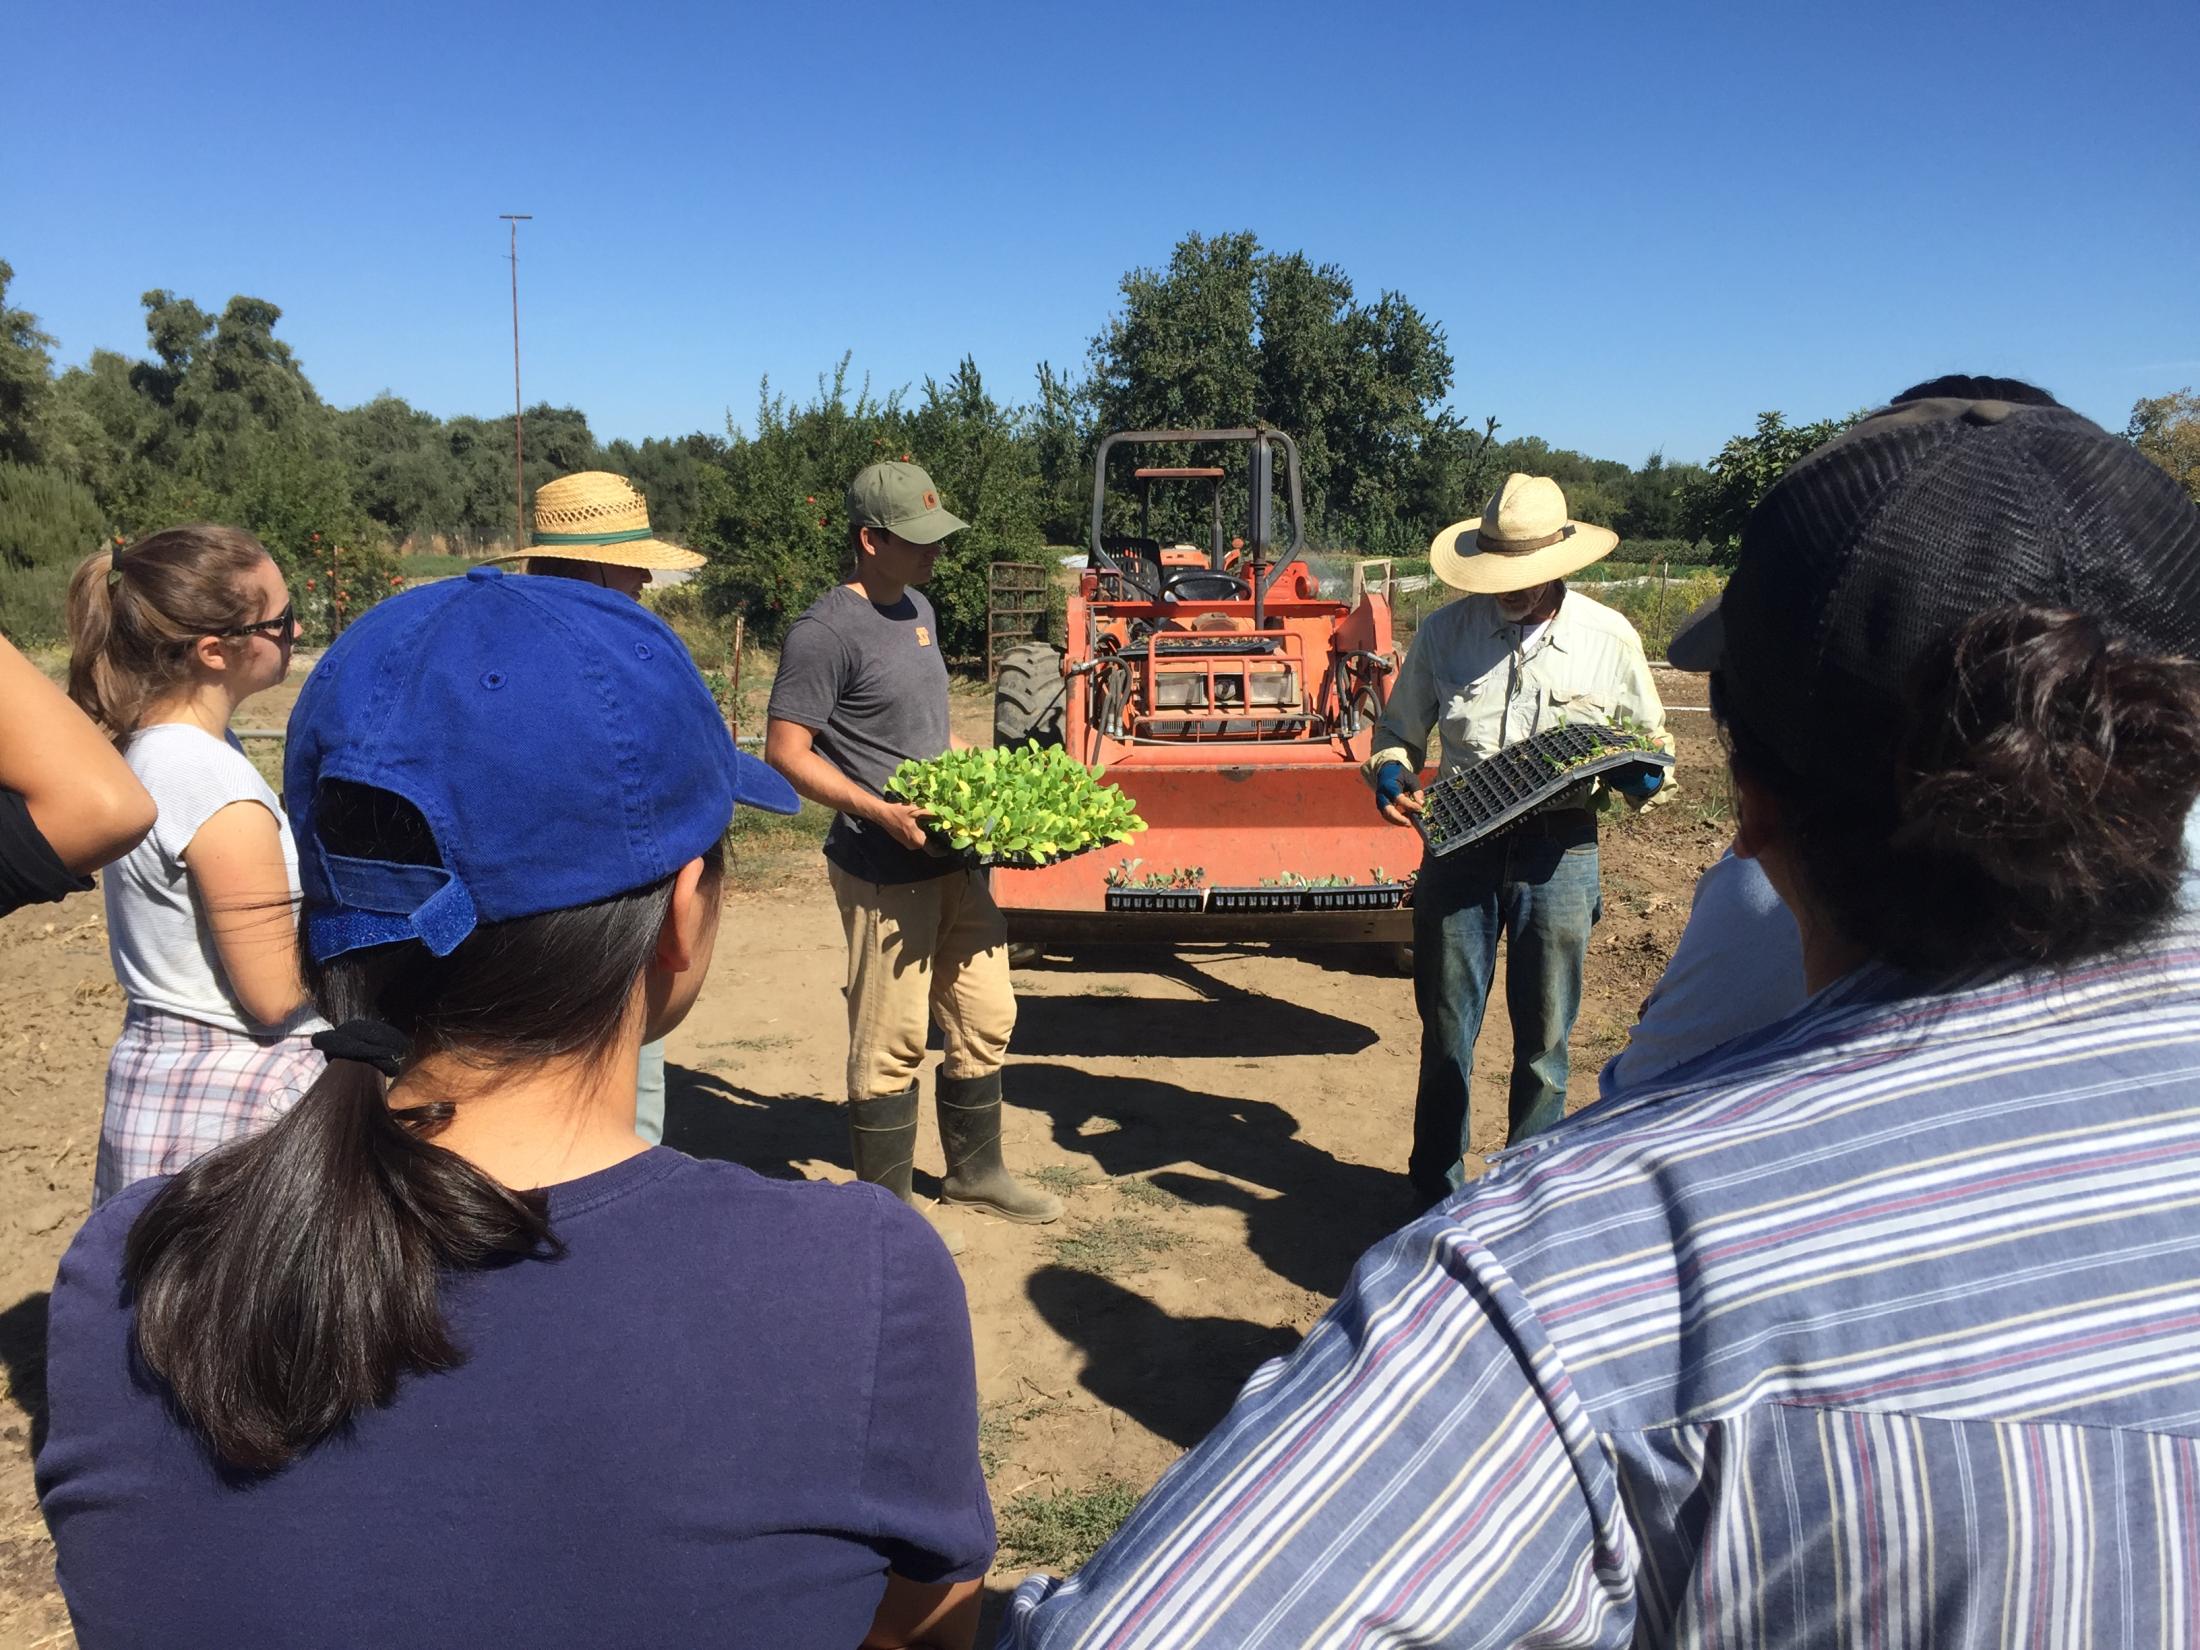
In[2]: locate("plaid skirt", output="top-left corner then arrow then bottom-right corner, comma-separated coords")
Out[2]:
94,1006 -> 326,1206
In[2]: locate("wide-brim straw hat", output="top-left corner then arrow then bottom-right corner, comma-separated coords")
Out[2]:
1429,473 -> 1619,594
500,471 -> 706,572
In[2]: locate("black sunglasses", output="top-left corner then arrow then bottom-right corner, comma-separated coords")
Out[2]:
219,600 -> 296,641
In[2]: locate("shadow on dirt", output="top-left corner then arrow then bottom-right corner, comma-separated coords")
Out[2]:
0,1291 -> 51,1458
1011,951 -> 1380,1060
1025,1266 -> 1300,1450
663,1067 -> 837,1182
1007,1061 -> 1407,1298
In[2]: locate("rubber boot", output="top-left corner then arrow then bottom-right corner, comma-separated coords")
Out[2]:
847,1086 -> 965,1256
937,1072 -> 1064,1225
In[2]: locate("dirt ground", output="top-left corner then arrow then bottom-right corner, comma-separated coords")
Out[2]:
0,669 -> 1726,1646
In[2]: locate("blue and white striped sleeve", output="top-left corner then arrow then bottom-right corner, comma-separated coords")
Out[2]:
1000,1214 -> 1638,1649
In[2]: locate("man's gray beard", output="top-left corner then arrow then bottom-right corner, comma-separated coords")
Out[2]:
1495,591 -> 1542,622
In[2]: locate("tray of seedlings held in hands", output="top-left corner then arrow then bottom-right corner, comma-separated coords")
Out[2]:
1414,723 -> 1673,858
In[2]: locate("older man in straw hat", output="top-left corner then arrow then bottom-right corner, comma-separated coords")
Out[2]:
765,460 -> 1062,1255
503,469 -> 710,1145
1370,472 -> 1671,1206
517,468 -> 707,595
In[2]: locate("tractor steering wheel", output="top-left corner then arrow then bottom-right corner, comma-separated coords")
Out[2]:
1161,569 -> 1253,602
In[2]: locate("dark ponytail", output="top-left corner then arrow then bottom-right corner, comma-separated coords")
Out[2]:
1721,604 -> 2200,977
123,782 -> 722,1471
123,1059 -> 559,1470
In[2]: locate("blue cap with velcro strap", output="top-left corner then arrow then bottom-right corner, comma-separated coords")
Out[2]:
284,566 -> 797,964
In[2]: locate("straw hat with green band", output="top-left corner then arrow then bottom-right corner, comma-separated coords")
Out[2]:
502,471 -> 706,572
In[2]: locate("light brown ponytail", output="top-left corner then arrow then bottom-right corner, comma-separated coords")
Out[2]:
65,525 -> 269,740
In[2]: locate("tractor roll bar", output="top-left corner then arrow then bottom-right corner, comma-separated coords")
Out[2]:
1089,428 -> 1308,629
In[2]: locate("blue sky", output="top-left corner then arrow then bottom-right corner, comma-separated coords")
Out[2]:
7,0 -> 2195,466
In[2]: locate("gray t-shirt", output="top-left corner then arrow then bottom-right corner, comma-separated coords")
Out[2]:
103,723 -> 322,1036
768,584 -> 953,885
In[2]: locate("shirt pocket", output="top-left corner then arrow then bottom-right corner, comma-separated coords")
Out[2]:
1545,686 -> 1614,731
1437,671 -> 1511,759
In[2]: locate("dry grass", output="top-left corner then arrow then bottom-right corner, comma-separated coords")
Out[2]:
1049,1214 -> 1181,1278
998,1479 -> 1144,1569
1028,1164 -> 1098,1197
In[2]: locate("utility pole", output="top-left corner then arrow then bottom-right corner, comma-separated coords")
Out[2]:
501,214 -> 533,552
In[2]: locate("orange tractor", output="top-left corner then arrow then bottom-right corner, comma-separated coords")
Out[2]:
991,427 -> 1421,948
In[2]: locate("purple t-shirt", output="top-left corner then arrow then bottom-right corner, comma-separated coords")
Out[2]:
37,1148 -> 994,1649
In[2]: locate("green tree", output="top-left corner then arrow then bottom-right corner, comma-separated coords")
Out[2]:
1616,451 -> 1706,541
0,260 -> 58,468
0,461 -> 106,570
339,395 -> 462,544
1030,360 -> 1090,546
1085,232 -> 1455,552
602,432 -> 726,543
43,286 -> 384,600
905,358 -> 1049,655
43,350 -> 142,498
1681,410 -> 1861,561
690,358 -> 907,642
2128,389 -> 2200,506
1406,413 -> 1505,533
689,356 -> 1044,657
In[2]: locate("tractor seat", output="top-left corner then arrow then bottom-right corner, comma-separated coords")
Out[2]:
1100,536 -> 1164,599
1161,572 -> 1249,602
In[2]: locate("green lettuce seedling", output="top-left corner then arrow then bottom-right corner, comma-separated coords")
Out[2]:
889,742 -> 1147,869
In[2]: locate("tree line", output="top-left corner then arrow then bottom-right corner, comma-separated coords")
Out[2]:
6,237 -> 2193,653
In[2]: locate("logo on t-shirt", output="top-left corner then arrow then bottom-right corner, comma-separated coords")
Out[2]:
915,626 -> 931,647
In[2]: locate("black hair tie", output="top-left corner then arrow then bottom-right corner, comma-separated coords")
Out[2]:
312,1019 -> 409,1078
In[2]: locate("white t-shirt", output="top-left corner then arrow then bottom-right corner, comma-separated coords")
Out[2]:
103,723 -> 315,1037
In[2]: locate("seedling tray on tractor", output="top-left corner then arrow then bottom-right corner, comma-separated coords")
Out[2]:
1416,724 -> 1674,859
1106,887 -> 1208,913
1304,883 -> 1411,912
1207,886 -> 1307,914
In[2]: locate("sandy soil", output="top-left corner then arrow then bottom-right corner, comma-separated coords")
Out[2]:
0,672 -> 1726,1646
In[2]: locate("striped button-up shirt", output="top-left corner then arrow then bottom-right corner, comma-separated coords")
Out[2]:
1004,923 -> 2200,1647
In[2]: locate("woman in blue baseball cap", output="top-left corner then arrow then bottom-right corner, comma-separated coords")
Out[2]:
38,569 -> 995,1650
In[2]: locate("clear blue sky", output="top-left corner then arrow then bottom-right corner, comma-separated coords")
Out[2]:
7,0 -> 2195,467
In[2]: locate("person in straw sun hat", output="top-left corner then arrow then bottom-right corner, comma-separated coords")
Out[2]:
1367,472 -> 1673,1205
505,469 -> 710,1144
505,469 -> 706,599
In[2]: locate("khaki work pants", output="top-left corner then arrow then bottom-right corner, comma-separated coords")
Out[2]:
828,863 -> 1018,1101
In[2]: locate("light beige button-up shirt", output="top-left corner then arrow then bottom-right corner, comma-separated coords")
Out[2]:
1366,588 -> 1672,792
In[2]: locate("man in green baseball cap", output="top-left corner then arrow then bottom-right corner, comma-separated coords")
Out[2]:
765,460 -> 1061,1255
848,458 -> 969,544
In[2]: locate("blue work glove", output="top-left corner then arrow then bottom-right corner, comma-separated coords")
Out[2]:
1610,761 -> 1664,800
1375,762 -> 1420,817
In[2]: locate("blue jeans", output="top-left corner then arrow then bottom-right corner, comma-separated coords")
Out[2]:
1409,814 -> 1602,1202
635,1038 -> 668,1145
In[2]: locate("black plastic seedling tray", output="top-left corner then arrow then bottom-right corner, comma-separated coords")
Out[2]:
1206,886 -> 1307,914
924,829 -> 1108,872
1303,883 -> 1410,912
1106,888 -> 1208,913
1416,725 -> 1675,858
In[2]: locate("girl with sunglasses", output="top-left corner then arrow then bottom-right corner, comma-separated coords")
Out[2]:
64,524 -> 321,1202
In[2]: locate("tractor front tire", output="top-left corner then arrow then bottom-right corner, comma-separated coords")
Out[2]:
994,642 -> 1066,748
